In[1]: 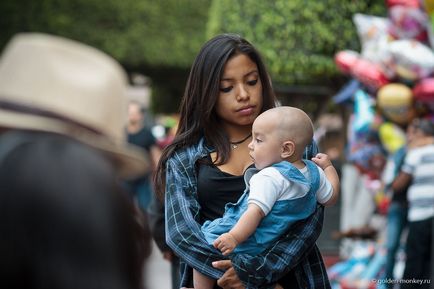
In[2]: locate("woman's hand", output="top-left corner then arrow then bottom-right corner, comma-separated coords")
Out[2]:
212,260 -> 245,289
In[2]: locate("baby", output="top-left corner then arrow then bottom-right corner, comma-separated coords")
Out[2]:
194,106 -> 340,289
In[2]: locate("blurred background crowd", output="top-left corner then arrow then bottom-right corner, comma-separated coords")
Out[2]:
1,0 -> 434,289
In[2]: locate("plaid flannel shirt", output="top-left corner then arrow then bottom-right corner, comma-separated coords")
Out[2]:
165,138 -> 331,289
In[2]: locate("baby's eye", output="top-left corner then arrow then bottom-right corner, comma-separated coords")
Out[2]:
255,138 -> 262,143
247,79 -> 258,86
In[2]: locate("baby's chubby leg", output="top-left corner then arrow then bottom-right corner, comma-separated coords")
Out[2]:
193,269 -> 216,289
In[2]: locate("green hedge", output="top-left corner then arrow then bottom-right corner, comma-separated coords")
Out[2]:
0,0 -> 210,69
207,0 -> 386,86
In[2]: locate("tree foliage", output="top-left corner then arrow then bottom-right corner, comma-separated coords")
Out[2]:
207,0 -> 386,87
0,0 -> 210,68
0,0 -> 211,113
0,0 -> 387,113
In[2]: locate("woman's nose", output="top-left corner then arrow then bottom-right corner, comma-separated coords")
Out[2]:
236,84 -> 249,101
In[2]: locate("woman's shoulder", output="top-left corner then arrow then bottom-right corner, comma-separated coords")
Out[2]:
167,137 -> 210,165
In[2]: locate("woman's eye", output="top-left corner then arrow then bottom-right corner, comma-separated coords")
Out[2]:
220,86 -> 232,93
247,79 -> 258,86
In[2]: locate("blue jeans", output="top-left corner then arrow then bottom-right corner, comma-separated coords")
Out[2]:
384,201 -> 407,284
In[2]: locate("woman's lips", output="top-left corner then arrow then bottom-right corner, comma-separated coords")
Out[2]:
237,106 -> 254,116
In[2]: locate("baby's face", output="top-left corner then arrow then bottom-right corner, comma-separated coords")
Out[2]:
248,113 -> 285,170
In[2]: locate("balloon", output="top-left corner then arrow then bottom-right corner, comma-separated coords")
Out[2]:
378,122 -> 407,154
388,40 -> 434,81
377,83 -> 416,124
352,58 -> 390,90
353,13 -> 392,64
413,77 -> 434,102
413,78 -> 434,112
388,5 -> 428,41
335,50 -> 360,75
353,89 -> 375,133
333,79 -> 361,104
386,0 -> 421,8
425,1 -> 434,48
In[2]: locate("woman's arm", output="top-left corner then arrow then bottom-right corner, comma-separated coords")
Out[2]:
230,204 -> 325,288
164,154 -> 226,280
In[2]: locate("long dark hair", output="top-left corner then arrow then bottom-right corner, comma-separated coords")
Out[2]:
154,33 -> 276,198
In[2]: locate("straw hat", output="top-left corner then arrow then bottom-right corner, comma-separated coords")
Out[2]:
0,33 -> 149,178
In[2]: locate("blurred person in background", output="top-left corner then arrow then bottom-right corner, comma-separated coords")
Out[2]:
381,122 -> 417,286
126,100 -> 161,214
392,118 -> 434,289
155,33 -> 329,289
0,33 -> 151,289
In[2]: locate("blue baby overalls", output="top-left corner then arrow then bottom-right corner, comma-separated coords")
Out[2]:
201,160 -> 320,255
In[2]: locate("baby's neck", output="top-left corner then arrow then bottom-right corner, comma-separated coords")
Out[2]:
280,158 -> 305,169
291,159 -> 305,169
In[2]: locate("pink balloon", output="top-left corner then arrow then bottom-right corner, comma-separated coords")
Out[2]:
352,58 -> 390,90
335,50 -> 360,75
387,0 -> 421,8
413,78 -> 434,102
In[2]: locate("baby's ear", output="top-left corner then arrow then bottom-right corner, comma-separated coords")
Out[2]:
281,140 -> 295,158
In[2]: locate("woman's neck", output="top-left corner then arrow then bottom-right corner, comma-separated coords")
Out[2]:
224,124 -> 252,142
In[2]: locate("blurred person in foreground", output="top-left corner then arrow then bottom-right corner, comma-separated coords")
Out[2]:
0,33 -> 151,289
392,118 -> 434,289
126,101 -> 161,213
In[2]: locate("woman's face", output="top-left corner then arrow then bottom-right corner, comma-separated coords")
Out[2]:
215,53 -> 263,129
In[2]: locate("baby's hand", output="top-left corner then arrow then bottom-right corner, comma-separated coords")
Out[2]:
213,233 -> 238,256
312,153 -> 333,170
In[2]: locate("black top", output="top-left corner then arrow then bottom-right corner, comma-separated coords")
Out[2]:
196,157 -> 247,289
197,156 -> 246,223
127,126 -> 156,182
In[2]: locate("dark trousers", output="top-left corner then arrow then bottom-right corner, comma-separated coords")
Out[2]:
401,217 -> 432,289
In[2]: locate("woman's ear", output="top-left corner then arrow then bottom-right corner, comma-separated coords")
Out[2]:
281,141 -> 295,158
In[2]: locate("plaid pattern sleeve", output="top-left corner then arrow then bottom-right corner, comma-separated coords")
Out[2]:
164,146 -> 226,285
231,205 -> 331,289
304,140 -> 319,160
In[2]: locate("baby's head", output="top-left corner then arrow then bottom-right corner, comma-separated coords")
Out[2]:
248,106 -> 313,169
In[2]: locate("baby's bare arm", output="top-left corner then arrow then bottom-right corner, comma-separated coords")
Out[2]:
213,204 -> 264,255
312,153 -> 340,206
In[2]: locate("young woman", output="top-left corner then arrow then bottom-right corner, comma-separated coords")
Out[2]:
155,33 -> 330,289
